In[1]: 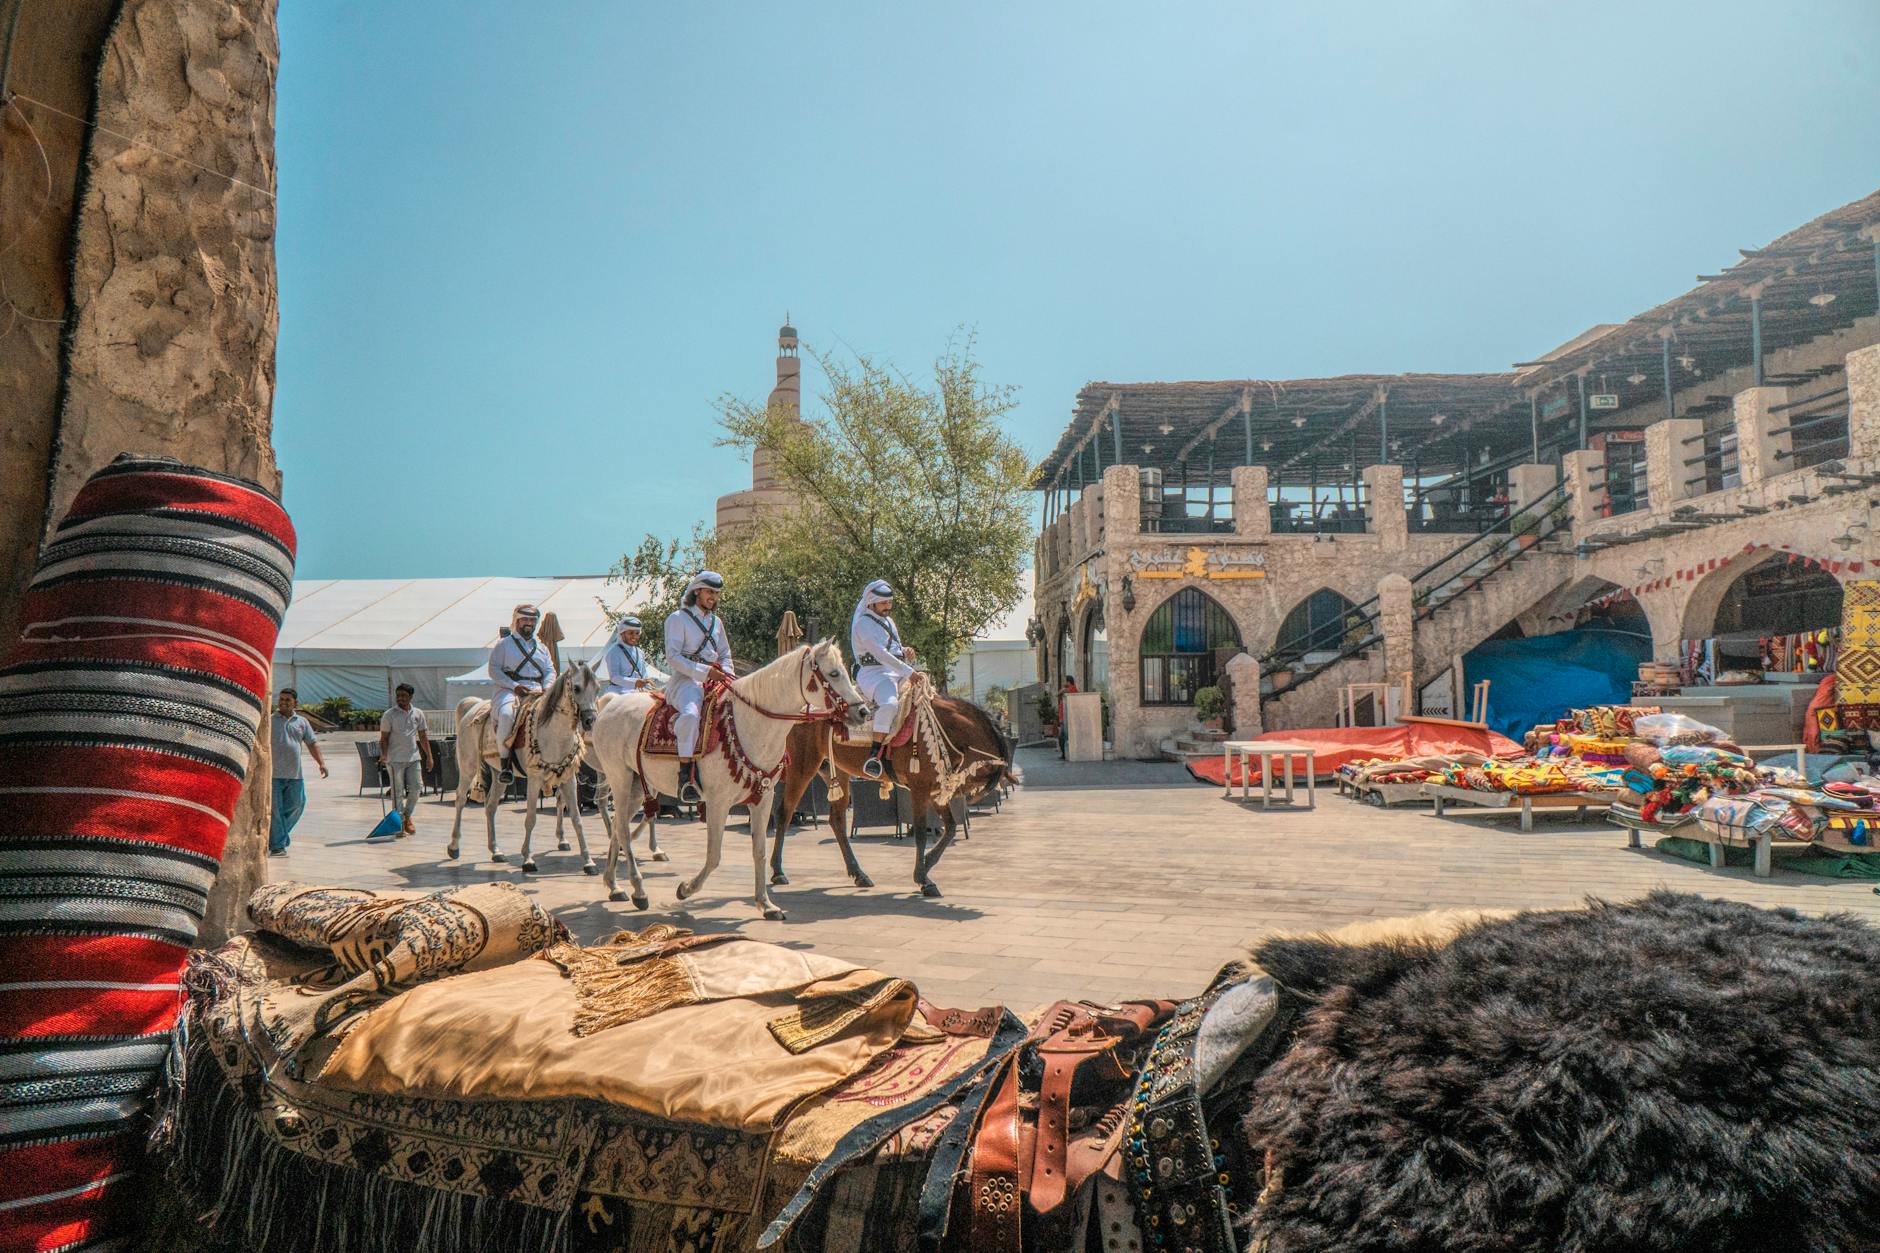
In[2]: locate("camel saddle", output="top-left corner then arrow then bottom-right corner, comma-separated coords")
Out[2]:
637,690 -> 722,759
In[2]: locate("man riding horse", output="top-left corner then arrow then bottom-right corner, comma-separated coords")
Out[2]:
851,578 -> 916,780
663,571 -> 732,805
598,614 -> 666,696
488,602 -> 555,784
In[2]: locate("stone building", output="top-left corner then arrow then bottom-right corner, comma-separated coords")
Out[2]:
1032,191 -> 1880,758
715,321 -> 809,533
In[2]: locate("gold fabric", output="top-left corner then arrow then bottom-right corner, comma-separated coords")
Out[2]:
1838,581 -> 1880,703
241,881 -> 560,1056
321,939 -> 917,1131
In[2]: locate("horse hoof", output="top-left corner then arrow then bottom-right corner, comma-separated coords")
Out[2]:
632,895 -> 650,912
652,851 -> 670,863
920,882 -> 943,899
675,881 -> 694,901
852,872 -> 875,889
558,841 -> 571,852
770,871 -> 790,886
521,860 -> 537,874
763,907 -> 787,921
446,846 -> 459,860
582,862 -> 599,876
491,853 -> 506,864
609,889 -> 628,902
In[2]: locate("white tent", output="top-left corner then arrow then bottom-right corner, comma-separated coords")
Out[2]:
273,577 -> 644,712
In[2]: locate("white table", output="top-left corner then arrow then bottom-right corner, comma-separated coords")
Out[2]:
1222,740 -> 1317,809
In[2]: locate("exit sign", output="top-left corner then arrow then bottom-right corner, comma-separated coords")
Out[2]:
1590,394 -> 1620,410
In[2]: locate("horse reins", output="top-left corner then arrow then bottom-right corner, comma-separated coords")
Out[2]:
717,647 -> 852,725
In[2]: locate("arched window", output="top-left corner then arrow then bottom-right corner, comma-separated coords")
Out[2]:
1139,589 -> 1242,705
1271,589 -> 1361,667
1083,602 -> 1110,692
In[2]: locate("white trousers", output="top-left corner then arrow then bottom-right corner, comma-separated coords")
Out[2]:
493,688 -> 526,747
668,678 -> 704,757
860,670 -> 903,736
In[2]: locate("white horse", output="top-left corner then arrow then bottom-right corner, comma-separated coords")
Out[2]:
550,722 -> 670,866
448,661 -> 601,872
589,640 -> 869,919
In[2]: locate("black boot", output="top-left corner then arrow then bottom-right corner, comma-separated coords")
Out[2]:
498,751 -> 516,785
678,760 -> 701,805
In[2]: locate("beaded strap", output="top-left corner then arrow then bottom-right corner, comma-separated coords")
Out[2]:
1123,990 -> 1241,1253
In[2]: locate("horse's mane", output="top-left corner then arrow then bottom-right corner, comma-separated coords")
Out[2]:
539,665 -> 570,718
940,695 -> 1011,766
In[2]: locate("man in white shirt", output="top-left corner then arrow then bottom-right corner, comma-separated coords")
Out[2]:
599,614 -> 667,695
378,682 -> 434,835
850,578 -> 918,779
662,571 -> 732,804
488,603 -> 556,783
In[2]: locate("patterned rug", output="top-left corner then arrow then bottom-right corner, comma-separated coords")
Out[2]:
1838,580 -> 1880,704
0,456 -> 294,1253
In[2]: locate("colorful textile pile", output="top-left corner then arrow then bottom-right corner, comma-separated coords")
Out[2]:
0,457 -> 294,1253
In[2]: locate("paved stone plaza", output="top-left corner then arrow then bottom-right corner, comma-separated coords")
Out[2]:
279,740 -> 1880,1010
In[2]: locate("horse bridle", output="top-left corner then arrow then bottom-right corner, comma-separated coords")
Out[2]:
719,646 -> 853,725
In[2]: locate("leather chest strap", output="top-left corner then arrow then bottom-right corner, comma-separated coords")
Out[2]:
758,1010 -> 1027,1249
963,1053 -> 1025,1252
914,1040 -> 1008,1249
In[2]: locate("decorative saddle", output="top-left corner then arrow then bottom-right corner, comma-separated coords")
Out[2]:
637,690 -> 722,759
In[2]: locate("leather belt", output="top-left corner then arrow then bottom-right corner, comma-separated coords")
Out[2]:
758,1009 -> 1028,1249
963,1052 -> 1025,1251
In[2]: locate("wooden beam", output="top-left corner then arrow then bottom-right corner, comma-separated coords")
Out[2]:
1174,387 -> 1251,462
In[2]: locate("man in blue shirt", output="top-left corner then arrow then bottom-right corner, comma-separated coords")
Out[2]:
270,687 -> 328,854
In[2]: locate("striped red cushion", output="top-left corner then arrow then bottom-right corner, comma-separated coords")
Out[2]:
0,456 -> 294,1253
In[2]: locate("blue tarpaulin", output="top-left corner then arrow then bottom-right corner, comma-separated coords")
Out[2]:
1463,626 -> 1652,741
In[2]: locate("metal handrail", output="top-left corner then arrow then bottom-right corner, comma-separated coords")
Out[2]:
1768,411 -> 1849,439
1768,385 -> 1848,414
1260,477 -> 1572,697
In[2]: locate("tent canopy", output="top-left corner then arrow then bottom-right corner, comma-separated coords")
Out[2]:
274,577 -> 644,710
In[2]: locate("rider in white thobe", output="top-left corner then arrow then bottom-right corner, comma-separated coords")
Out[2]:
488,603 -> 556,780
598,615 -> 667,696
663,571 -> 732,803
850,579 -> 917,779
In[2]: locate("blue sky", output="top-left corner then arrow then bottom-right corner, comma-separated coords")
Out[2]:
274,1 -> 1880,579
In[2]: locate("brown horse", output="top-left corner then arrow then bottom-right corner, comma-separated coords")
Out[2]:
769,694 -> 1019,897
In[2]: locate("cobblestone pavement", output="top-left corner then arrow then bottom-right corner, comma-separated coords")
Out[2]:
277,740 -> 1880,1009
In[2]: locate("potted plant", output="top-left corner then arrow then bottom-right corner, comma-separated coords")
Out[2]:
1510,513 -> 1540,550
1194,685 -> 1227,731
1036,689 -> 1058,737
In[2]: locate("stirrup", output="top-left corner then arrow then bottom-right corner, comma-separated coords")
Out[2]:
497,755 -> 515,784
861,753 -> 885,780
678,762 -> 702,805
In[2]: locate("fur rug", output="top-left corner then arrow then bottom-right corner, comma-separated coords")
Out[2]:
1244,892 -> 1880,1252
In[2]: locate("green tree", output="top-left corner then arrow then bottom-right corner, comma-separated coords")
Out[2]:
613,334 -> 1032,679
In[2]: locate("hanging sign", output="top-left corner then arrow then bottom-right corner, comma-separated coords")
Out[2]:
1540,396 -> 1570,420
1590,394 -> 1620,410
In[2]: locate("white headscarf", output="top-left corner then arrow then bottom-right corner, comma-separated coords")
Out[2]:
854,579 -> 894,623
683,571 -> 724,604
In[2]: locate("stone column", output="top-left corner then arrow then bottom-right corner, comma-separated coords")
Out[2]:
1224,652 -> 1263,737
1645,418 -> 1706,511
1231,465 -> 1271,539
1563,449 -> 1605,529
1081,483 -> 1105,553
1849,343 -> 1880,461
1103,464 -> 1141,537
1509,463 -> 1559,513
1731,386 -> 1791,487
1362,465 -> 1406,552
1377,573 -> 1415,689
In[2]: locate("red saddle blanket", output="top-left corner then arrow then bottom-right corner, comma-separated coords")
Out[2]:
638,692 -> 722,758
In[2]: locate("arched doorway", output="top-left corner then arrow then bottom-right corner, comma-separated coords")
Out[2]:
1270,588 -> 1362,667
1139,588 -> 1243,705
1681,553 -> 1844,677
1082,601 -> 1109,693
1056,617 -> 1074,687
